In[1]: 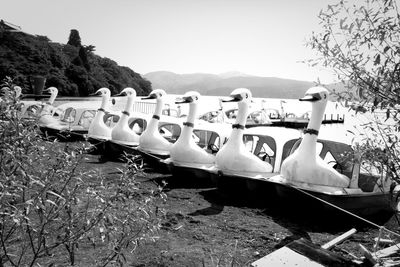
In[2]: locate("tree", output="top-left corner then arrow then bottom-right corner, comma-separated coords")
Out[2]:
307,0 -> 400,182
67,29 -> 81,47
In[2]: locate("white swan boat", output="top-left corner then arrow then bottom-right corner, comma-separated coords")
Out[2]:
137,89 -> 183,169
19,87 -> 64,122
104,88 -> 146,159
211,125 -> 303,197
39,101 -> 119,141
87,87 -> 114,149
101,88 -> 183,161
162,91 -> 231,186
209,88 -> 301,196
37,87 -> 60,127
268,87 -> 398,222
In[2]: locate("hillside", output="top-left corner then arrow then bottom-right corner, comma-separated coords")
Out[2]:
0,25 -> 151,96
145,71 -> 318,99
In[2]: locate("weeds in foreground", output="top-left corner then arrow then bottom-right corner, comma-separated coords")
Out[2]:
0,77 -> 166,266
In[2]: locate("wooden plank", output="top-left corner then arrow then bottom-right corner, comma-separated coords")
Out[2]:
373,237 -> 394,246
359,244 -> 377,265
251,246 -> 323,267
375,242 -> 400,258
321,228 -> 357,250
252,238 -> 359,267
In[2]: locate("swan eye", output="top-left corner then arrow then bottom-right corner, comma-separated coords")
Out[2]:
245,94 -> 248,99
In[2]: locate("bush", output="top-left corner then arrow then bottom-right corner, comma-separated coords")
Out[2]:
306,0 -> 400,183
0,77 -> 165,266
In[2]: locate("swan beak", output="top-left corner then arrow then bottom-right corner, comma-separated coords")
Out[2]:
113,91 -> 127,97
89,90 -> 102,96
142,93 -> 157,100
221,94 -> 242,102
299,93 -> 321,102
175,96 -> 192,104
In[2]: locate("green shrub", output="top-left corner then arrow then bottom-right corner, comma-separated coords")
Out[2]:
0,77 -> 165,266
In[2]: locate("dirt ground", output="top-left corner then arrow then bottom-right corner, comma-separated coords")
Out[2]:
81,149 -> 400,267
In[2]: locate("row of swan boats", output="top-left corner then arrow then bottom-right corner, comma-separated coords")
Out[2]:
16,85 -> 400,224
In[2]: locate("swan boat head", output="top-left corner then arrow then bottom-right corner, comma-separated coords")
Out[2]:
110,87 -> 142,145
92,87 -> 111,99
87,87 -> 112,140
38,87 -> 59,126
141,88 -> 166,101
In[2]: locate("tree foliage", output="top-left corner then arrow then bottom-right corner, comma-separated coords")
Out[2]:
0,29 -> 152,97
307,0 -> 400,182
67,29 -> 82,47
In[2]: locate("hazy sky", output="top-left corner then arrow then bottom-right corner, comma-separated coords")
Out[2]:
3,0 -> 339,82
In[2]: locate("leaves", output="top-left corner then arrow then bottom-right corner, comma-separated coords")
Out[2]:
0,79 -> 164,266
306,0 -> 400,183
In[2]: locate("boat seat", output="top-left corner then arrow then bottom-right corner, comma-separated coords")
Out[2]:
207,144 -> 219,154
357,173 -> 381,192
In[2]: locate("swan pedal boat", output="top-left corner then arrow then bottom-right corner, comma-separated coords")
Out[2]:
86,88 -> 136,154
267,133 -> 398,223
162,120 -> 232,187
103,111 -> 148,160
209,126 -> 302,198
267,86 -> 398,224
269,173 -> 397,224
105,114 -> 183,161
39,101 -> 103,141
136,115 -> 183,173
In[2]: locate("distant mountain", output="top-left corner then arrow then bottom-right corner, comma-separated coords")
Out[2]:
218,71 -> 252,79
144,71 -> 317,99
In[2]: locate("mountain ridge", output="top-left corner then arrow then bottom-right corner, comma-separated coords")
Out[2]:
144,71 -> 321,99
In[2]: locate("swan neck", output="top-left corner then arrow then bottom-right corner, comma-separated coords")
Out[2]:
125,95 -> 135,113
307,101 -> 326,132
154,99 -> 163,117
48,92 -> 57,105
225,102 -> 247,147
101,94 -> 110,110
187,102 -> 198,123
297,101 -> 327,156
235,102 -> 249,126
147,99 -> 163,132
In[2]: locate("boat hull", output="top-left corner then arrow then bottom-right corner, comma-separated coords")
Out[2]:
87,137 -> 110,155
167,163 -> 215,188
136,149 -> 171,174
40,126 -> 87,141
104,141 -> 139,161
211,171 -> 276,203
273,181 -> 395,225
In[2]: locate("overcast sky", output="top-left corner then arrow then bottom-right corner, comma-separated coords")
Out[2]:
3,0 -> 340,82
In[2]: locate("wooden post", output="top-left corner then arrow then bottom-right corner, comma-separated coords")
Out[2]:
322,228 -> 357,250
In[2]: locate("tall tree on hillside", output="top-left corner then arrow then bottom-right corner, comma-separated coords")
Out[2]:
67,29 -> 81,47
79,46 -> 90,71
307,0 -> 400,182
